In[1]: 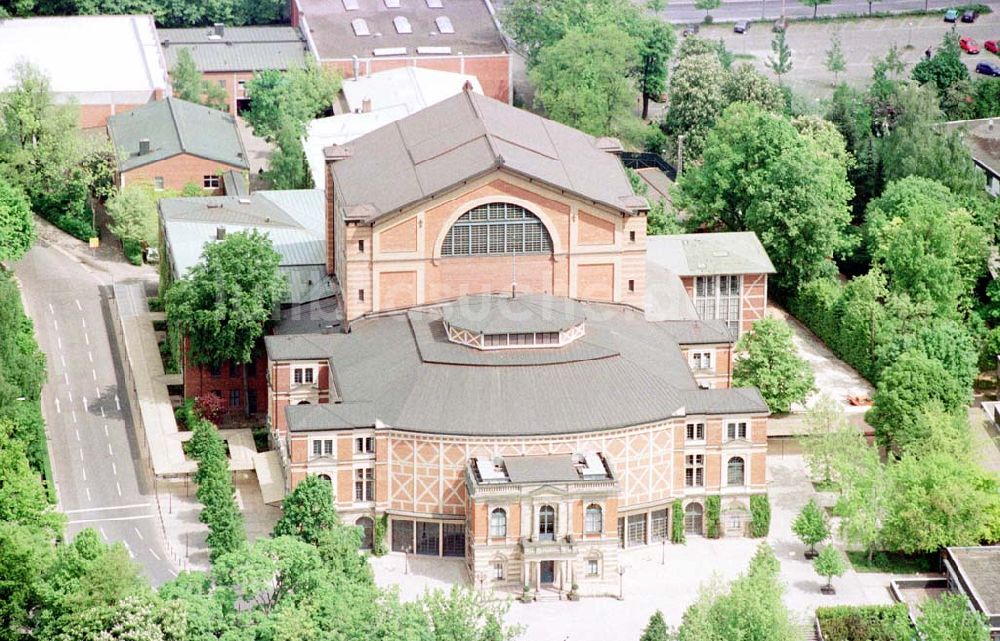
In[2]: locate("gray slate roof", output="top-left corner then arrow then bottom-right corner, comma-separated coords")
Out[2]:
659,320 -> 733,345
159,189 -> 334,305
159,26 -> 310,72
442,294 -> 585,334
948,546 -> 1000,616
331,90 -> 646,223
108,97 -> 249,172
503,455 -> 585,484
268,296 -> 768,436
286,402 -> 375,431
647,232 -> 776,277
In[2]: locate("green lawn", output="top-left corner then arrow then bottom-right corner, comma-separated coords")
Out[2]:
847,551 -> 936,574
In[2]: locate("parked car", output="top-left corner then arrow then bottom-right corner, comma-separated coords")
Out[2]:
962,9 -> 978,22
977,61 -> 1000,76
987,40 -> 999,54
682,23 -> 699,36
772,17 -> 787,32
944,8 -> 959,21
734,20 -> 750,33
961,36 -> 981,54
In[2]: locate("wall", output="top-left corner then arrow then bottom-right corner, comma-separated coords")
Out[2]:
680,273 -> 770,337
680,342 -> 733,389
80,102 -> 144,129
182,340 -> 269,417
121,153 -> 245,194
334,171 -> 647,325
323,53 -> 512,104
201,70 -> 256,115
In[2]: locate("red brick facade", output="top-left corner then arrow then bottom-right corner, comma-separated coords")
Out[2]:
121,153 -> 245,194
182,338 -> 268,418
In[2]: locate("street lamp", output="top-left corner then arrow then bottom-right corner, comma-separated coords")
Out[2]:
476,571 -> 486,592
617,565 -> 627,601
403,545 -> 412,575
661,539 -> 666,566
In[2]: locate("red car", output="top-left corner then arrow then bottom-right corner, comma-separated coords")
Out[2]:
961,36 -> 980,54
986,40 -> 999,54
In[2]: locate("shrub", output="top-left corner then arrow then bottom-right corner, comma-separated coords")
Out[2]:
372,514 -> 389,557
706,495 -> 722,538
122,239 -> 143,266
671,499 -> 686,543
816,604 -> 913,641
54,213 -> 94,241
195,394 -> 226,426
749,494 -> 772,538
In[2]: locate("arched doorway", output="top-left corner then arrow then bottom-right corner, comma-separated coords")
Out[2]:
356,516 -> 374,549
684,503 -> 704,535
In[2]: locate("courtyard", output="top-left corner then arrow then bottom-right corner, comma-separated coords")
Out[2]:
371,448 -> 899,641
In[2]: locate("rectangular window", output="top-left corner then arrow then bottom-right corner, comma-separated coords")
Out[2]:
312,439 -> 333,457
154,176 -> 165,191
415,521 -> 440,556
293,368 -> 314,385
587,559 -> 599,576
629,230 -> 636,242
628,279 -> 635,293
493,561 -> 505,580
210,363 -> 222,377
442,523 -> 464,557
391,519 -> 414,552
304,368 -> 314,384
726,421 -> 748,441
324,439 -> 333,455
229,361 -> 239,378
312,440 -> 322,457
354,467 -> 374,502
690,351 -> 713,371
228,389 -> 240,407
627,514 -> 647,545
355,436 -> 374,454
358,289 -> 365,302
685,422 -> 705,441
358,239 -> 364,253
651,509 -> 668,542
203,175 -> 220,189
685,454 -> 704,487
693,275 -> 741,334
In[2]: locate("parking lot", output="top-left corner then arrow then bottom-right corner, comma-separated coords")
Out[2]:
695,12 -> 1000,102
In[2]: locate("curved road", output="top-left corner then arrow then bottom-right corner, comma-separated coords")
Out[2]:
13,240 -> 177,585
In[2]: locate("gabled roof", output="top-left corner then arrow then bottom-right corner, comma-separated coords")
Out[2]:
108,97 -> 249,172
329,90 -> 647,224
646,232 -> 776,277
159,26 -> 310,72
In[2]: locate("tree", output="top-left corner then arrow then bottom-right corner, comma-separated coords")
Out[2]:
792,499 -> 830,558
912,33 -> 969,115
273,475 -> 339,545
675,103 -> 854,292
0,176 -> 35,262
662,52 -> 726,163
640,610 -> 669,641
722,63 -> 785,114
189,417 -> 246,560
105,184 -> 158,246
866,351 -> 968,452
917,593 -> 991,641
169,48 -> 226,111
733,318 -> 814,413
694,0 -> 721,20
813,545 -> 846,593
765,31 -> 793,85
801,394 -> 857,486
0,420 -> 63,537
245,61 -> 340,140
530,24 -> 638,136
875,318 -> 978,393
832,433 -> 890,560
824,33 -> 846,85
636,19 -> 676,119
265,122 -> 313,189
165,230 -> 286,416
799,0 -> 831,18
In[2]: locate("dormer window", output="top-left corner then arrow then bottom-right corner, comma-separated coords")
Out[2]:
293,367 -> 314,385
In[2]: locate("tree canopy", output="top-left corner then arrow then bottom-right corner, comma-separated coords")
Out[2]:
0,177 -> 35,263
170,48 -> 227,111
273,475 -> 339,546
733,317 -> 814,413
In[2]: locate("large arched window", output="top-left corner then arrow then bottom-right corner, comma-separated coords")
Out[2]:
584,504 -> 603,534
441,202 -> 553,256
490,508 -> 507,538
538,505 -> 556,541
727,457 -> 745,486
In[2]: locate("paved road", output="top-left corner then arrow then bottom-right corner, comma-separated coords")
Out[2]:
13,241 -> 176,585
651,0 -> 977,23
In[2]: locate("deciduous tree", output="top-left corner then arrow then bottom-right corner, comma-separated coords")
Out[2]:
0,177 -> 35,262
105,184 -> 158,246
824,33 -> 846,84
799,0 -> 832,19
813,545 -> 846,592
765,31 -> 793,85
245,61 -> 340,140
170,48 -> 226,111
917,592 -> 991,641
273,475 -> 339,545
792,499 -> 830,557
640,610 -> 669,641
722,63 -> 786,113
733,318 -> 814,413
662,52 -> 726,163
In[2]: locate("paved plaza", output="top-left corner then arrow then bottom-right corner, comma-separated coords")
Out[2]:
371,450 -> 897,641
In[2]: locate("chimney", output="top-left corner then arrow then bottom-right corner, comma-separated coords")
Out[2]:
352,54 -> 360,81
216,226 -> 226,241
138,138 -> 150,156
462,79 -> 474,92
213,23 -> 225,38
361,97 -> 372,113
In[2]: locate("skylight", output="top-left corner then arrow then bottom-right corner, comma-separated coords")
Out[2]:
426,0 -> 443,6
393,16 -> 412,34
384,0 -> 400,7
351,18 -> 370,36
435,16 -> 454,34
342,0 -> 359,10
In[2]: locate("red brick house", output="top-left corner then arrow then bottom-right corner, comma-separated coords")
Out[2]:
108,97 -> 250,194
291,0 -> 512,103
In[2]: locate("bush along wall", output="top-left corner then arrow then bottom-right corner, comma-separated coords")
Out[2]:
706,496 -> 722,539
671,499 -> 686,544
750,494 -> 771,537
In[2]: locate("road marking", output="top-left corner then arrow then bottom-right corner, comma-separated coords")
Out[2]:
148,548 -> 160,561
103,424 -> 109,437
71,410 -> 77,424
123,541 -> 135,559
55,398 -> 61,414
67,390 -> 73,403
91,369 -> 97,381
79,449 -> 84,461
63,372 -> 69,385
115,395 -> 121,411
82,394 -> 86,408
100,407 -> 105,418
57,336 -> 61,350
53,319 -> 58,331
84,333 -> 89,345
75,299 -> 82,311
95,386 -> 100,398
48,303 -> 54,314
81,317 -> 86,328
134,527 -> 144,540
116,481 -> 122,496
60,354 -> 66,368
112,462 -> 117,476
99,527 -> 107,540
107,443 -> 113,456
66,514 -> 155,524
74,429 -> 80,442
85,487 -> 91,502
88,351 -> 93,363
80,466 -> 86,481
63,503 -> 152,514
169,569 -> 178,577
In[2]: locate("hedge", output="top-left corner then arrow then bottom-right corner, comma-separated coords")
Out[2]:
749,494 -> 771,537
816,604 -> 912,641
706,496 -> 722,539
671,500 -> 686,544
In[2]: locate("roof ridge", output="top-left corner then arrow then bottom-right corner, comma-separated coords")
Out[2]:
167,97 -> 188,154
465,90 -> 502,166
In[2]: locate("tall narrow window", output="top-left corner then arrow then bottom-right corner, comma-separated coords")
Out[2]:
685,422 -> 705,441
693,275 -> 741,334
354,467 -> 374,502
538,505 -> 555,541
585,504 -> 603,534
685,454 -> 704,487
727,457 -> 746,486
490,508 -> 507,538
